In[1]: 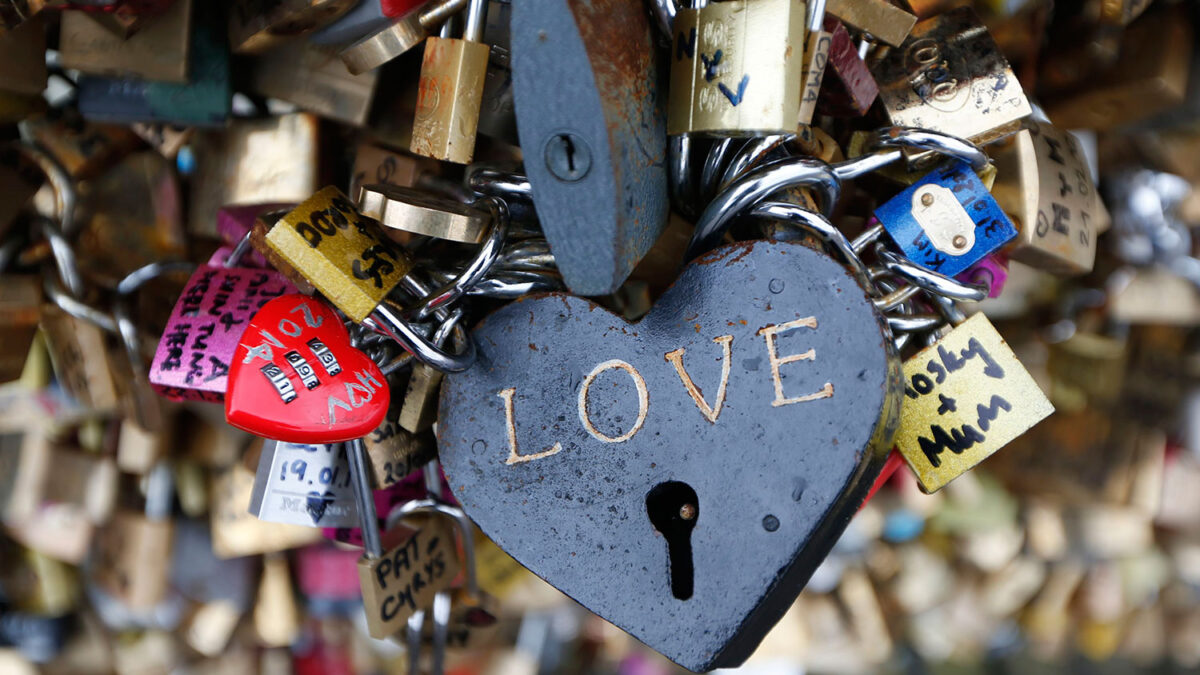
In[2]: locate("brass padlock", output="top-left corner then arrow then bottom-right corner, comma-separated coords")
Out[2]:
229,0 -> 358,54
825,0 -> 915,47
339,0 -> 469,75
894,313 -> 1054,493
667,0 -> 805,136
410,0 -> 491,164
39,305 -> 121,413
58,0 -> 193,83
209,461 -> 323,559
253,554 -> 300,648
91,465 -> 173,609
870,7 -> 1032,148
248,40 -> 380,127
991,121 -> 1100,276
364,388 -> 436,489
348,142 -> 435,206
357,182 -> 489,244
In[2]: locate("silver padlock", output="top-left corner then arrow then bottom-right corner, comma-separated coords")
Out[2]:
249,439 -> 361,528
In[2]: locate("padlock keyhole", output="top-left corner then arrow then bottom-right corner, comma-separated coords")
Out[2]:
645,481 -> 698,600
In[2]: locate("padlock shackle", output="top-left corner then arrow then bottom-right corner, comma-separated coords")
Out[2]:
719,135 -> 790,194
43,276 -> 118,334
686,157 -> 840,262
875,247 -> 987,302
466,167 -> 532,203
386,498 -> 481,597
366,301 -> 476,372
864,127 -> 990,172
18,142 -> 78,240
37,216 -> 86,300
462,0 -> 487,42
346,437 -> 385,559
750,201 -> 876,297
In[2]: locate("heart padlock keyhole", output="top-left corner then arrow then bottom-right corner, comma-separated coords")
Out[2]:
646,481 -> 698,601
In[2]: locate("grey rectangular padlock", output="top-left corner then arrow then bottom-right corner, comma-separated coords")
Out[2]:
249,439 -> 360,528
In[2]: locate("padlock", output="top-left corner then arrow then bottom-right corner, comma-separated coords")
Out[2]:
357,182 -> 489,244
249,438 -> 361,528
894,313 -> 1054,494
874,159 -> 1018,277
39,305 -> 120,413
91,464 -> 174,608
188,114 -> 319,238
256,186 -> 474,373
149,263 -> 294,402
870,7 -> 1032,148
295,543 -> 362,606
217,203 -> 293,269
349,144 -> 435,212
229,0 -> 357,54
75,152 -> 187,286
990,122 -> 1100,276
511,0 -> 669,296
248,40 -> 380,127
364,387 -> 436,490
115,417 -> 171,475
955,253 -> 1008,299
438,240 -> 901,671
209,461 -> 324,559
254,553 -> 301,648
339,0 -> 468,75
824,0 -> 915,47
223,293 -> 392,443
250,211 -> 318,295
79,0 -> 177,39
409,0 -> 490,164
21,115 -> 141,181
0,14 -> 46,97
75,0 -> 231,128
815,16 -> 878,118
393,499 -> 499,649
667,0 -> 805,136
0,276 -> 41,383
354,480 -> 462,639
58,0 -> 193,83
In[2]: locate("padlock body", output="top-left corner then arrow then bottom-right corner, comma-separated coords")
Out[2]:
249,440 -> 361,528
357,518 -> 461,638
992,122 -> 1099,276
410,36 -> 490,164
667,0 -> 805,135
875,160 -> 1017,277
93,511 -> 173,608
150,265 -> 294,402
870,7 -> 1031,147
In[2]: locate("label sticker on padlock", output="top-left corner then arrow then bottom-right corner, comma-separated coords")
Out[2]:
875,160 -> 1017,277
264,186 -> 411,323
894,313 -> 1053,493
224,294 -> 390,443
151,265 -> 295,402
249,440 -> 360,528
438,241 -> 901,672
358,517 -> 461,639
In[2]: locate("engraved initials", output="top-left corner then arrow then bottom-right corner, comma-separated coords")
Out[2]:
664,335 -> 733,424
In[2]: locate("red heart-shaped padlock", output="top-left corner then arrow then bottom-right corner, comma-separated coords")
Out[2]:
225,294 -> 389,443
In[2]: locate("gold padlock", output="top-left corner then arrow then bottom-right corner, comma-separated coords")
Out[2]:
364,390 -> 436,489
667,0 -> 805,136
991,121 -> 1100,276
358,512 -> 461,639
0,0 -> 46,31
58,0 -> 193,83
893,313 -> 1054,493
253,554 -> 300,648
229,0 -> 357,54
870,7 -> 1032,148
188,113 -> 319,238
39,306 -> 121,414
410,0 -> 491,164
825,0 -> 915,47
357,182 -> 489,244
339,0 -> 469,75
91,465 -> 173,608
248,40 -> 380,127
0,276 -> 41,384
349,141 -> 435,205
209,462 -> 322,559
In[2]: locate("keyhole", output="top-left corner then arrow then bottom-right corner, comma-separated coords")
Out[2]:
645,481 -> 698,600
559,134 -> 576,172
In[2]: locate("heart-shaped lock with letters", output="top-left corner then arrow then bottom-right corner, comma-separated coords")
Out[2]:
225,293 -> 389,443
438,241 -> 902,671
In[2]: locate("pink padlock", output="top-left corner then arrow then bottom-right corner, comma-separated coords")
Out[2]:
149,265 -> 295,402
295,544 -> 362,601
216,203 -> 293,269
956,253 -> 1008,299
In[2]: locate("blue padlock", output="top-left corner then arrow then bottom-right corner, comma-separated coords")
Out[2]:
874,160 -> 1017,277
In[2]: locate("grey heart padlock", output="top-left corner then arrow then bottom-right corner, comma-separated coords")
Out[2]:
438,240 -> 901,671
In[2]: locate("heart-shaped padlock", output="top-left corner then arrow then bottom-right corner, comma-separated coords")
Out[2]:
438,241 -> 902,671
225,294 -> 389,443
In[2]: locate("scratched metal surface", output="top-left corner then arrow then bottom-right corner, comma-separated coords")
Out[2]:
438,241 -> 902,672
511,0 -> 668,296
